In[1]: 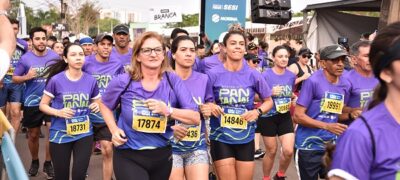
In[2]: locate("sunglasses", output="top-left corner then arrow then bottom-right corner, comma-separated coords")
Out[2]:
302,54 -> 312,59
252,59 -> 260,64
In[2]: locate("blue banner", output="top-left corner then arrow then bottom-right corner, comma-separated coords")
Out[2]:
204,0 -> 247,42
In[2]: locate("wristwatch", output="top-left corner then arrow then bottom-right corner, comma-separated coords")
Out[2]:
256,108 -> 263,116
0,10 -> 8,16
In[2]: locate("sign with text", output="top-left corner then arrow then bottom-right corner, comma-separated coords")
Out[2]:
149,6 -> 183,23
204,0 -> 246,42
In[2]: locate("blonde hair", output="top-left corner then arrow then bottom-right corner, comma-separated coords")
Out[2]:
128,31 -> 171,80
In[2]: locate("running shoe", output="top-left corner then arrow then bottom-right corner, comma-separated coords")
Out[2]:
43,161 -> 55,179
28,160 -> 39,176
254,149 -> 266,159
273,173 -> 287,180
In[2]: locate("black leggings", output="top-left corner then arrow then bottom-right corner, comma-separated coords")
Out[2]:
113,146 -> 172,180
49,135 -> 93,180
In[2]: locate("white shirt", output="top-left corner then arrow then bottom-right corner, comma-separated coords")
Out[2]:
0,48 -> 10,81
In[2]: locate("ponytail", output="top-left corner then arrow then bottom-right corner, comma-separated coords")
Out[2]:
44,59 -> 68,85
368,83 -> 388,110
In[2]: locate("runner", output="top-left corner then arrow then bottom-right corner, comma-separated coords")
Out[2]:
0,18 -> 28,135
12,27 -> 59,179
293,44 -> 351,180
259,46 -> 296,180
51,42 -> 64,57
288,47 -> 313,93
111,24 -> 133,68
39,44 -> 100,180
99,31 -> 200,180
328,22 -> 400,180
340,40 -> 378,125
207,31 -> 273,180
79,37 -> 94,56
83,33 -> 124,180
169,35 -> 211,180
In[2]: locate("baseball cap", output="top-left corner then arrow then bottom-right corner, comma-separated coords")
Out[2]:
319,44 -> 348,60
244,53 -> 261,61
298,47 -> 312,56
94,33 -> 113,44
113,24 -> 129,34
247,42 -> 257,50
79,37 -> 93,45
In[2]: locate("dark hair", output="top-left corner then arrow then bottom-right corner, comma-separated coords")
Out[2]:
259,41 -> 269,50
8,18 -> 19,26
29,27 -> 47,39
222,31 -> 246,47
48,36 -> 57,42
170,36 -> 195,69
368,22 -> 400,110
51,42 -> 63,50
350,40 -> 371,56
246,32 -> 254,41
170,28 -> 189,40
206,41 -> 220,57
272,45 -> 289,57
197,44 -> 205,49
44,44 -> 83,84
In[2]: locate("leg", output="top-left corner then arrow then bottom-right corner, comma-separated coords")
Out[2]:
28,127 -> 41,160
262,136 -> 278,177
50,141 -> 72,180
9,103 -> 21,136
234,140 -> 255,180
235,160 -> 255,180
210,140 -> 236,180
295,149 -> 322,180
113,148 -> 149,180
71,135 -> 93,180
183,150 -> 209,180
277,133 -> 294,174
214,158 -> 236,180
169,154 -> 184,180
45,122 -> 52,161
254,133 -> 260,150
100,140 -> 113,180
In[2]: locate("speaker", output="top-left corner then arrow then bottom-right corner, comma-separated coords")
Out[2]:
251,0 -> 291,11
251,8 -> 292,25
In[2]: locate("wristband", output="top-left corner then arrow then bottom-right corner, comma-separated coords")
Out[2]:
256,108 -> 263,116
348,113 -> 354,120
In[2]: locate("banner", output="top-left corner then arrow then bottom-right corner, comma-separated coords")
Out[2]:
204,0 -> 246,42
149,6 -> 183,23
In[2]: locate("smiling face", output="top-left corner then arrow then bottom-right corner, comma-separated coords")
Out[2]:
273,48 -> 289,68
95,39 -> 112,60
137,37 -> 165,70
173,40 -> 196,69
32,31 -> 47,53
224,34 -> 246,62
64,45 -> 85,70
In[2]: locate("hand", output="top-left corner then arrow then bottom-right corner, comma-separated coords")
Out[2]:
111,128 -> 127,147
0,0 -> 10,10
144,99 -> 168,116
324,123 -> 347,135
350,108 -> 362,119
210,103 -> 224,117
199,104 -> 212,119
241,109 -> 259,122
57,108 -> 75,119
272,85 -> 283,96
89,102 -> 100,113
25,68 -> 37,80
171,125 -> 188,141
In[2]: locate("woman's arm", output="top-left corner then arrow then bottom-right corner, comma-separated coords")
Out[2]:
39,94 -> 74,119
99,101 -> 127,146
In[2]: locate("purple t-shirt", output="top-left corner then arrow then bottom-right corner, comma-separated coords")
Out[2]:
13,50 -> 60,107
111,47 -> 132,67
201,54 -> 222,74
172,71 -> 213,153
83,55 -> 124,123
329,103 -> 400,180
295,70 -> 351,150
207,63 -> 272,144
343,70 -> 378,109
3,38 -> 28,84
261,68 -> 296,117
44,72 -> 100,144
101,72 -> 198,150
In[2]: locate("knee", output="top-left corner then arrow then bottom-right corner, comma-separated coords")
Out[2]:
28,130 -> 39,140
101,145 -> 113,158
282,147 -> 294,158
10,108 -> 21,118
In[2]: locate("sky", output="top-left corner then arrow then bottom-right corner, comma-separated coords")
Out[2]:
22,0 -> 308,15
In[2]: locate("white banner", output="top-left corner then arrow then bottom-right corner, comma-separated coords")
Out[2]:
149,6 -> 183,23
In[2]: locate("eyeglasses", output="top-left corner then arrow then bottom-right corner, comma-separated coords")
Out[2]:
302,54 -> 312,59
252,59 -> 260,64
140,47 -> 164,56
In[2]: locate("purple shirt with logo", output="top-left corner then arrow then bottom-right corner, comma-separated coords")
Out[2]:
295,70 -> 351,150
3,38 -> 28,84
102,72 -> 198,150
329,103 -> 400,180
83,54 -> 124,123
44,72 -> 100,143
14,50 -> 60,107
206,63 -> 272,144
343,70 -> 378,109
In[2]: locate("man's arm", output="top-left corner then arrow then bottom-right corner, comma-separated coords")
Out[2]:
0,0 -> 15,57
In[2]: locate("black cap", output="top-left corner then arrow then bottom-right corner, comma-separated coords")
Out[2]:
244,53 -> 260,61
298,48 -> 312,56
113,24 -> 129,34
320,44 -> 348,60
247,42 -> 257,50
94,33 -> 113,44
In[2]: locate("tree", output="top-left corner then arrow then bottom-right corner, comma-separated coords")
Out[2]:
95,18 -> 121,35
78,1 -> 100,34
164,14 -> 199,28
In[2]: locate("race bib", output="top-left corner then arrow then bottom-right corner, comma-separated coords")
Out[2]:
321,92 -> 344,114
275,97 -> 291,114
66,115 -> 90,135
221,107 -> 247,130
132,106 -> 167,133
181,123 -> 201,142
6,67 -> 14,75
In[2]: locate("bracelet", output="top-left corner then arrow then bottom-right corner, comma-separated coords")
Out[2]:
348,113 -> 354,120
0,10 -> 8,16
256,108 -> 263,116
